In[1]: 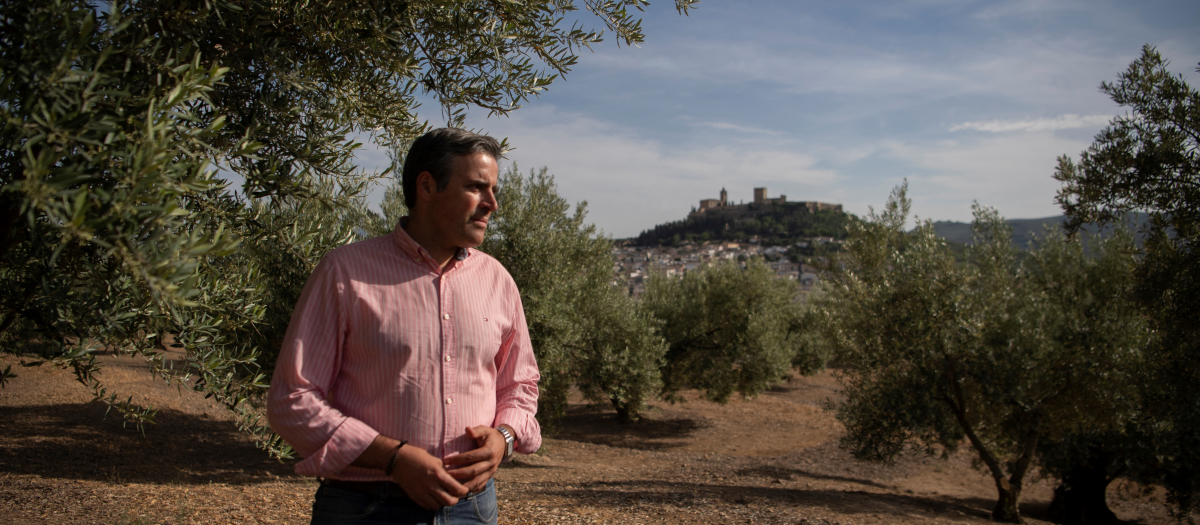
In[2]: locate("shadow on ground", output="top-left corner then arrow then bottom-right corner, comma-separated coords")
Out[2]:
552,408 -> 710,451
531,479 -> 1054,523
0,402 -> 296,485
734,464 -> 892,490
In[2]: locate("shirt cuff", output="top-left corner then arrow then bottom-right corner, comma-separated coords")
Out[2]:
294,416 -> 379,478
494,409 -> 541,455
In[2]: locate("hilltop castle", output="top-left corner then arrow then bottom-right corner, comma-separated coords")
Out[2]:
689,187 -> 842,218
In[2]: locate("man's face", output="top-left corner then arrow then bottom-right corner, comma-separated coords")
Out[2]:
426,152 -> 499,249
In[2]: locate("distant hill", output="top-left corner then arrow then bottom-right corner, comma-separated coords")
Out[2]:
932,216 -> 1067,248
932,214 -> 1148,249
632,202 -> 851,247
630,208 -> 1145,250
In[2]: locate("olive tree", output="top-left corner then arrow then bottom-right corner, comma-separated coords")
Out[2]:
642,258 -> 810,404
816,183 -> 1149,523
571,278 -> 666,424
1053,45 -> 1200,521
1030,227 -> 1148,525
0,0 -> 695,453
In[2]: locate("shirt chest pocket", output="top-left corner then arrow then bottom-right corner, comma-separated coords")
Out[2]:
452,303 -> 505,367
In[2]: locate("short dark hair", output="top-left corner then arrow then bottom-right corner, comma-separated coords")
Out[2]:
401,128 -> 503,208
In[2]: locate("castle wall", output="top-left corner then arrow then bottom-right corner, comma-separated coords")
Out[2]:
693,188 -> 841,217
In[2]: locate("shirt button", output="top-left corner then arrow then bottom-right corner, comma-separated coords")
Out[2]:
442,314 -> 450,320
445,355 -> 451,362
446,398 -> 453,405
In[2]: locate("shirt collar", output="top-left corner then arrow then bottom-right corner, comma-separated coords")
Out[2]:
392,217 -> 472,265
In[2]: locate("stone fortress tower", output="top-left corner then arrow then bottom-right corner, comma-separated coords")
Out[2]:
690,187 -> 842,218
753,187 -> 786,205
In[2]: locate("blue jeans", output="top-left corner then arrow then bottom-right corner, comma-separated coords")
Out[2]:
310,479 -> 498,525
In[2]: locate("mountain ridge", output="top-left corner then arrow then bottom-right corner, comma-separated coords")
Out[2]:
932,214 -> 1148,249
932,216 -> 1068,248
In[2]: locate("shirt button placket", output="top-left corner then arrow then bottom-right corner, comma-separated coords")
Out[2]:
439,274 -> 456,455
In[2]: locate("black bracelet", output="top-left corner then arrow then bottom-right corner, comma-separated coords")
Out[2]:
384,441 -> 407,476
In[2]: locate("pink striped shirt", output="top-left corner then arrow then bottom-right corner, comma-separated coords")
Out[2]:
267,221 -> 541,480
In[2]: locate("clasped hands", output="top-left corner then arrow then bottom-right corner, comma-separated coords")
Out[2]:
388,425 -> 506,510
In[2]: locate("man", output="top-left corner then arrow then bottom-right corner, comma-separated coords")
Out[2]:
267,128 -> 541,525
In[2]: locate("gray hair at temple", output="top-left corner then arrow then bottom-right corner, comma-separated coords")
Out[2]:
401,128 -> 503,208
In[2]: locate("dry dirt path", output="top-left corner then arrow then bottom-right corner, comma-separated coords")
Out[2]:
0,353 -> 1181,524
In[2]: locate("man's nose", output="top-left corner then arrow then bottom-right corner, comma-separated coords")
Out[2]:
481,189 -> 498,212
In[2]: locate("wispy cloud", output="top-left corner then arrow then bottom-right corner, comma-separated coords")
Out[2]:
693,121 -> 783,135
971,0 -> 1085,21
878,131 -> 1091,220
950,114 -> 1115,133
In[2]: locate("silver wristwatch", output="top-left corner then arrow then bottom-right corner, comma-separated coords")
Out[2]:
496,426 -> 515,462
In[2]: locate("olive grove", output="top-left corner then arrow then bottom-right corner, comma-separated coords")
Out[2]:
0,0 -> 696,455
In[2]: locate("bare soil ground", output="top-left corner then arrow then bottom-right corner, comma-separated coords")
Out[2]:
0,352 -> 1185,525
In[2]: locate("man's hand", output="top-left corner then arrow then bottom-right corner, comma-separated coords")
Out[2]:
442,425 -> 506,493
390,445 -> 470,509
351,435 -> 468,510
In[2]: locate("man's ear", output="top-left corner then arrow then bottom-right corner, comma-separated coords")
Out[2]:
415,171 -> 437,202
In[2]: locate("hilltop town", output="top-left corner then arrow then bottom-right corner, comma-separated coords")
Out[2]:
632,186 -> 849,248
612,241 -> 832,295
613,187 -> 846,295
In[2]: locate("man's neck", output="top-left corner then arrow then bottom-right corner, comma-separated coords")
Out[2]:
401,216 -> 457,270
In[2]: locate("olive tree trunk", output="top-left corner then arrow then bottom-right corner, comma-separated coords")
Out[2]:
947,380 -> 1040,523
611,398 -> 637,424
1047,451 -> 1119,525
993,481 -> 1024,523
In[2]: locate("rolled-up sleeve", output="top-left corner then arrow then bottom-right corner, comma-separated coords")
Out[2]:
267,255 -> 379,477
492,283 -> 542,454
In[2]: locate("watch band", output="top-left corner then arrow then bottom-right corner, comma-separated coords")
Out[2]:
496,426 -> 515,462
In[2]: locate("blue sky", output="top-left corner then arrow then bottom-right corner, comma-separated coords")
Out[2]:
356,0 -> 1200,239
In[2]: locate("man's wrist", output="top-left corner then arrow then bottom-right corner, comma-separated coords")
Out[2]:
352,434 -> 409,472
495,425 -> 515,461
384,441 -> 408,476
